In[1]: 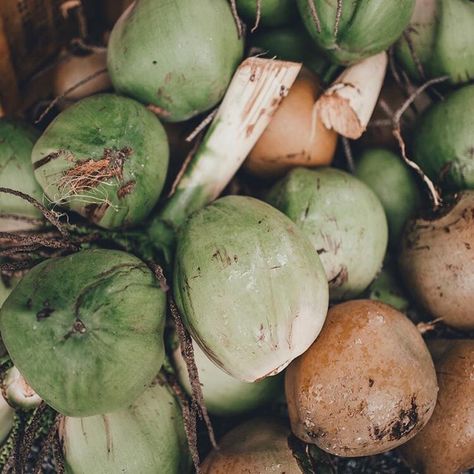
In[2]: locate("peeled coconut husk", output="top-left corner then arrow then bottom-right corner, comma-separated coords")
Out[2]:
400,340 -> 474,474
286,300 -> 438,457
399,191 -> 474,330
244,67 -> 337,178
53,51 -> 112,109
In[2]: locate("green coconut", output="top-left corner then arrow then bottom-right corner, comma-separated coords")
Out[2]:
412,85 -> 474,190
0,119 -> 42,228
355,148 -> 421,244
0,249 -> 166,416
250,26 -> 330,77
396,0 -> 474,84
60,381 -> 190,474
172,334 -> 282,416
107,0 -> 244,122
297,0 -> 415,65
31,94 -> 169,229
237,0 -> 297,27
174,195 -> 329,383
266,167 -> 388,300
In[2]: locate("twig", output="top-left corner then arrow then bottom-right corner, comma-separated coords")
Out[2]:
392,76 -> 449,209
185,109 -> 218,143
403,30 -> 425,81
0,189 -> 68,238
388,46 -> 406,93
148,261 -> 170,292
417,318 -> 443,334
334,0 -> 343,36
342,137 -> 355,173
307,0 -> 322,34
35,69 -> 108,124
251,0 -> 262,33
169,299 -> 218,450
229,0 -> 244,38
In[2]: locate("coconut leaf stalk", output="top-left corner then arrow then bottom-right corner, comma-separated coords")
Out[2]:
396,0 -> 474,84
297,0 -> 415,65
60,380 -> 191,474
315,52 -> 388,139
0,249 -> 167,416
148,57 -> 302,262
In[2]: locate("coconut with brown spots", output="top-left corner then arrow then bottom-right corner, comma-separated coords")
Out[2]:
399,190 -> 474,330
285,300 -> 438,457
244,68 -> 337,178
400,340 -> 474,474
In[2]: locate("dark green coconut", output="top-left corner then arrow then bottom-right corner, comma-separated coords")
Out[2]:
107,0 -> 244,122
0,249 -> 166,416
412,85 -> 474,190
31,94 -> 169,229
297,0 -> 415,65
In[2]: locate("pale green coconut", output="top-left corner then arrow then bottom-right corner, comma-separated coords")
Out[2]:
396,0 -> 474,84
60,381 -> 190,474
267,167 -> 388,300
172,334 -> 282,416
0,120 -> 42,227
174,195 -> 329,383
297,0 -> 415,65
31,94 -> 169,229
0,249 -> 166,416
355,148 -> 421,244
237,0 -> 296,27
412,85 -> 474,191
107,0 -> 244,122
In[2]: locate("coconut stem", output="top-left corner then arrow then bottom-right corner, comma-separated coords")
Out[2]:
185,110 -> 218,143
169,300 -> 218,450
229,0 -> 244,38
334,0 -> 343,35
251,0 -> 262,33
307,0 -> 322,33
403,30 -> 426,81
392,75 -> 449,210
35,68 -> 108,124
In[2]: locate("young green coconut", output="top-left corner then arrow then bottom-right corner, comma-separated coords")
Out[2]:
297,0 -> 415,65
31,94 -> 169,229
286,300 -> 438,457
266,167 -> 388,300
399,191 -> 474,330
411,84 -> 474,191
173,195 -> 329,383
0,249 -> 166,416
355,148 -> 421,245
396,0 -> 474,84
172,333 -> 282,417
201,418 -> 304,473
236,0 -> 297,28
60,380 -> 191,474
0,119 -> 43,231
400,340 -> 474,474
107,0 -> 244,122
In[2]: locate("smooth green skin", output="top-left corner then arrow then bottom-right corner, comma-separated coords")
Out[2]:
174,196 -> 329,383
0,249 -> 166,416
412,85 -> 474,190
297,0 -> 415,65
173,335 -> 282,416
367,267 -> 410,313
0,120 -> 42,219
62,381 -> 190,474
396,0 -> 474,84
237,0 -> 297,27
267,168 -> 388,301
250,26 -> 330,77
355,148 -> 420,245
107,0 -> 244,122
32,94 -> 169,229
